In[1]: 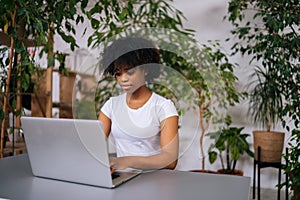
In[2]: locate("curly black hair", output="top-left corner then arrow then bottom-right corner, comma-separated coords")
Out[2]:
101,37 -> 161,82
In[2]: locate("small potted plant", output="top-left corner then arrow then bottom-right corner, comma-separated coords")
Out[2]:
248,67 -> 285,163
207,118 -> 254,175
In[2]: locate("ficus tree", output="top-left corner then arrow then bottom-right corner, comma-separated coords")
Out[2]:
0,0 -> 89,157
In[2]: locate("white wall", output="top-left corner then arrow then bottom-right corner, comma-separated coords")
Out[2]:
52,0 -> 291,190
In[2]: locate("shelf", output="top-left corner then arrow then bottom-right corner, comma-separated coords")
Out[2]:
3,141 -> 27,157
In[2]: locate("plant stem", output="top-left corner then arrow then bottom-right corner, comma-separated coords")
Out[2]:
199,106 -> 205,170
232,160 -> 237,172
219,149 -> 225,170
226,145 -> 230,170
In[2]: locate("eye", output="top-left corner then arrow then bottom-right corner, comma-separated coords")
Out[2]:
114,71 -> 121,77
126,68 -> 137,76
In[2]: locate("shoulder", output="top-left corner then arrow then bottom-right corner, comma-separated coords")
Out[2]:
108,93 -> 126,104
151,93 -> 175,107
101,93 -> 125,116
151,92 -> 169,102
151,92 -> 178,117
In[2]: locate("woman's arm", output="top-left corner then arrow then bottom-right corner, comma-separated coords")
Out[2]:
109,115 -> 179,170
98,111 -> 111,138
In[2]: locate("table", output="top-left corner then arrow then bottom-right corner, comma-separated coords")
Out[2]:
0,154 -> 250,200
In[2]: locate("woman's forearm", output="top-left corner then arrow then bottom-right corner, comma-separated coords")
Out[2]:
110,150 -> 178,170
131,150 -> 178,170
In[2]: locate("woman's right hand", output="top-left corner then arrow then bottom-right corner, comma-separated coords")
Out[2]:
109,156 -> 131,170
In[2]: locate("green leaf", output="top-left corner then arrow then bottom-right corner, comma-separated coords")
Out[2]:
91,18 -> 100,29
208,151 -> 218,164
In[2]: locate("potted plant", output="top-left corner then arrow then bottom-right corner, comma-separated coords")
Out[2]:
207,117 -> 254,175
226,0 -> 299,197
248,66 -> 285,163
225,0 -> 299,163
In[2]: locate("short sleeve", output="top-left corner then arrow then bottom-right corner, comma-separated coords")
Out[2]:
101,98 -> 112,119
157,99 -> 178,122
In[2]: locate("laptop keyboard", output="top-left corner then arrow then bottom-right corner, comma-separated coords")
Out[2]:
111,173 -> 120,180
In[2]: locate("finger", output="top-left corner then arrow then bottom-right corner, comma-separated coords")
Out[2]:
110,167 -> 116,174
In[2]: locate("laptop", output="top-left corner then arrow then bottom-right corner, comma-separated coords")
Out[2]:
21,117 -> 141,188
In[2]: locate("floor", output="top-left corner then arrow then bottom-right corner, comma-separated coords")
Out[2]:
250,187 -> 289,200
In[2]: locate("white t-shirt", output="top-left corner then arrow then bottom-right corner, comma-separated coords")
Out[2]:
101,92 -> 178,157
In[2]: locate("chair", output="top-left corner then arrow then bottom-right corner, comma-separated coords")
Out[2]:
252,146 -> 289,200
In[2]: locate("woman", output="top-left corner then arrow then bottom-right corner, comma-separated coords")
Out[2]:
98,37 -> 179,171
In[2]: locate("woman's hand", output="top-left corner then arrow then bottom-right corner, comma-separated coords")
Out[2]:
109,157 -> 131,170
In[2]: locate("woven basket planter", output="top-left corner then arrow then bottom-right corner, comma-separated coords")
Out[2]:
253,131 -> 285,163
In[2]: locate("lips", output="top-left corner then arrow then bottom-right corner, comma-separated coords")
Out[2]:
121,84 -> 132,90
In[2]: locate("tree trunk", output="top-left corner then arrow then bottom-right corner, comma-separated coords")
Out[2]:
45,22 -> 54,118
0,6 -> 17,158
199,106 -> 205,170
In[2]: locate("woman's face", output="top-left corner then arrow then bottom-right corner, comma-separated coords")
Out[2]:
115,66 -> 146,94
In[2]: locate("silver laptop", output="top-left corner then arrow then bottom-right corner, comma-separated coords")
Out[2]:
21,117 -> 141,188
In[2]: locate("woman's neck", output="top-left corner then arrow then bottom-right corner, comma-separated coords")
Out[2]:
126,85 -> 152,109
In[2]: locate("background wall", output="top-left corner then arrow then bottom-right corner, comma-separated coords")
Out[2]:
51,0 -> 290,190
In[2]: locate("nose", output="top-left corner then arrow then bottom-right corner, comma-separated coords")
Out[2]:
119,72 -> 129,82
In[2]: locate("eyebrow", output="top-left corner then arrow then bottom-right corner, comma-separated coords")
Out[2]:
116,66 -> 138,71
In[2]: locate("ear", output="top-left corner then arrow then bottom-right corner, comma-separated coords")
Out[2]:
140,66 -> 148,76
